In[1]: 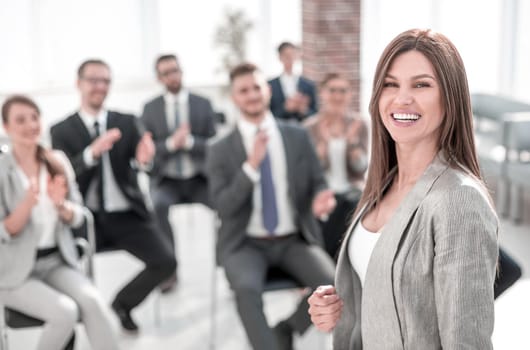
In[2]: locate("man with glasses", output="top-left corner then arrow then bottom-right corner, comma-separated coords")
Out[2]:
140,54 -> 216,292
50,59 -> 177,333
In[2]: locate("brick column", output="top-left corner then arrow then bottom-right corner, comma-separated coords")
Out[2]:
302,0 -> 361,111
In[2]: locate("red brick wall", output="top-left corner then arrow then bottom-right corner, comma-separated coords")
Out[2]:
302,0 -> 361,111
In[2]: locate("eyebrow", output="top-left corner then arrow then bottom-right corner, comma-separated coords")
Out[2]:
385,73 -> 436,80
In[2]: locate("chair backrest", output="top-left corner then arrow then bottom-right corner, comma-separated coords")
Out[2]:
503,112 -> 530,153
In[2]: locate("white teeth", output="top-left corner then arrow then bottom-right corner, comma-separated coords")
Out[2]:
392,113 -> 420,121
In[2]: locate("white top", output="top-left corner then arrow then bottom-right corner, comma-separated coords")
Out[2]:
80,109 -> 131,212
326,137 -> 350,193
16,165 -> 58,249
238,112 -> 297,237
280,73 -> 299,98
348,221 -> 381,287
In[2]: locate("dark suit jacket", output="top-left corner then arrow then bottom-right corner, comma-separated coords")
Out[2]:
140,93 -> 216,183
206,121 -> 327,264
268,76 -> 318,122
50,111 -> 150,218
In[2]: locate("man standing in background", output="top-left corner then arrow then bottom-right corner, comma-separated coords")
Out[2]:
141,54 -> 216,292
268,42 -> 317,122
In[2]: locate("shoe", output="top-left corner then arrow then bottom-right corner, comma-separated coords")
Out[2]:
273,321 -> 294,350
159,274 -> 178,294
111,300 -> 139,333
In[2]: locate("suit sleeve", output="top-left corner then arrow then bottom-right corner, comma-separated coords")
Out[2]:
432,186 -> 498,349
306,82 -> 318,117
188,99 -> 216,157
50,124 -> 95,178
206,141 -> 254,218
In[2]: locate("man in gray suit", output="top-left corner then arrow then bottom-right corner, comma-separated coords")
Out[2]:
141,54 -> 216,291
206,62 -> 336,350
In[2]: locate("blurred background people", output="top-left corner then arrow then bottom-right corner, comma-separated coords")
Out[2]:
269,42 -> 317,122
0,95 -> 119,350
141,54 -> 216,293
206,63 -> 335,350
304,73 -> 369,259
50,59 -> 176,333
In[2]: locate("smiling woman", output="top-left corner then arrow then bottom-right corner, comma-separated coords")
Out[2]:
308,29 -> 498,350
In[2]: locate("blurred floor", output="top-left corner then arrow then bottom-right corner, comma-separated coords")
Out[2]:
6,204 -> 530,350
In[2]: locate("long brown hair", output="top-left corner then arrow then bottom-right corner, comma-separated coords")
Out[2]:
1,95 -> 64,177
356,29 -> 481,214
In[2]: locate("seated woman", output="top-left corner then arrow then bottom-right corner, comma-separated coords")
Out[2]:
0,95 -> 119,350
304,73 -> 369,258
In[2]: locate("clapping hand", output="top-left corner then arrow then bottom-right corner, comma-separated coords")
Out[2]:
247,129 -> 269,170
47,175 -> 68,207
312,189 -> 336,219
135,132 -> 155,165
91,128 -> 122,158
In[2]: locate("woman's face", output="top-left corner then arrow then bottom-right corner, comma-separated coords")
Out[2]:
320,77 -> 352,116
3,103 -> 41,147
378,50 -> 444,150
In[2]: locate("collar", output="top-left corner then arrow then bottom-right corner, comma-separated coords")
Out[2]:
237,111 -> 277,137
79,108 -> 108,128
164,89 -> 189,106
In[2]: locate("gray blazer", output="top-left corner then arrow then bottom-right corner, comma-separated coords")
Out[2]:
0,150 -> 84,289
206,121 -> 327,264
141,93 -> 216,181
333,154 -> 498,350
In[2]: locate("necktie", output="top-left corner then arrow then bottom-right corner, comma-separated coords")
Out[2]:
260,149 -> 278,235
94,121 -> 105,212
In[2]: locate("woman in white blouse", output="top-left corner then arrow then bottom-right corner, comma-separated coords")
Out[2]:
307,29 -> 497,349
0,95 -> 119,350
304,73 -> 369,258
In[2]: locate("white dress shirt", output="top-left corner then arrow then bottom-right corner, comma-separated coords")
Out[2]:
279,73 -> 299,98
348,221 -> 381,287
238,112 -> 297,237
163,90 -> 196,178
79,109 -> 131,212
16,165 -> 58,249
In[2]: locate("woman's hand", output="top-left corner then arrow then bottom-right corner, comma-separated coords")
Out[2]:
47,175 -> 68,207
308,285 -> 343,332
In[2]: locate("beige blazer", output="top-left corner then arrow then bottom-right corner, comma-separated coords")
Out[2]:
333,154 -> 499,349
0,150 -> 84,289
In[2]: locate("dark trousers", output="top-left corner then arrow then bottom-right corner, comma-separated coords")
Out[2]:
93,211 -> 176,310
494,247 -> 522,299
153,175 -> 210,256
321,191 -> 361,260
223,235 -> 335,350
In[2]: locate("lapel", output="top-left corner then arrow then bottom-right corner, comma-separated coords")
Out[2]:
188,94 -> 198,131
273,78 -> 286,103
3,153 -> 25,208
155,96 -> 170,135
71,113 -> 92,147
361,153 -> 450,346
277,124 -> 297,200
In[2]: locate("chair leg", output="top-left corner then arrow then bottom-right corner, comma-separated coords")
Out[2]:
153,291 -> 162,327
209,264 -> 217,350
0,306 -> 8,350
